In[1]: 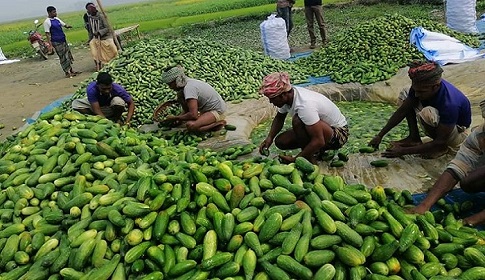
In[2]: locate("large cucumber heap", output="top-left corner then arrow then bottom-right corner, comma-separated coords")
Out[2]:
1,110 -> 485,280
295,14 -> 480,85
64,38 -> 308,127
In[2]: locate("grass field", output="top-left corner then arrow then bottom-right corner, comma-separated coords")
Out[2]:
0,0 -> 349,57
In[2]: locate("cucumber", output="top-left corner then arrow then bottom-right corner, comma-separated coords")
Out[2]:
224,124 -> 237,131
370,159 -> 389,167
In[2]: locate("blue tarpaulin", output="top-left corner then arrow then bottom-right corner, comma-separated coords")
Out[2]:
26,94 -> 73,124
413,188 -> 485,228
289,50 -> 333,86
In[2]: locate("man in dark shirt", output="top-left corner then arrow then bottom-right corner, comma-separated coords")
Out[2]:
72,72 -> 135,125
304,0 -> 327,49
83,2 -> 94,42
369,61 -> 471,159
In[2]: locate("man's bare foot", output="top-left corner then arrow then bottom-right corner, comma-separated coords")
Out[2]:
210,120 -> 227,132
463,210 -> 485,227
390,137 -> 422,147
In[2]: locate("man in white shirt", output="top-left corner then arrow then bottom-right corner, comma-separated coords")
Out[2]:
259,72 -> 348,163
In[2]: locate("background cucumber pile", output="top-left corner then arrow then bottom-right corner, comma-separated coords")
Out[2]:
62,14 -> 480,128
1,111 -> 485,280
63,38 -> 308,127
295,14 -> 480,84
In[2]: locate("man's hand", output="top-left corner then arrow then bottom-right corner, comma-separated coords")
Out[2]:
259,137 -> 273,155
161,115 -> 181,127
382,145 -> 406,158
368,135 -> 382,150
279,154 -> 295,164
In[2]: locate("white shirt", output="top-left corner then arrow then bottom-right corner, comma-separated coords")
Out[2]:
43,17 -> 66,33
278,86 -> 347,127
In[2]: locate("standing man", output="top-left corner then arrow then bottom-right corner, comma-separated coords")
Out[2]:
83,2 -> 94,43
44,6 -> 80,78
156,66 -> 227,133
259,72 -> 348,163
304,0 -> 327,49
368,61 -> 471,159
276,0 -> 295,37
72,72 -> 135,125
411,122 -> 485,226
87,3 -> 118,71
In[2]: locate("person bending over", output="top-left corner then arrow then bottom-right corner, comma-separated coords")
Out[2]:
369,61 -> 471,159
156,66 -> 227,133
259,72 -> 348,163
411,124 -> 485,226
72,72 -> 135,125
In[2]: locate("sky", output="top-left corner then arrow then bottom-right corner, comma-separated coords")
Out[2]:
0,0 -> 147,23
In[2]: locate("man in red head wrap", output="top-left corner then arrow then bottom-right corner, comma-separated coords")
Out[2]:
259,72 -> 348,163
368,60 -> 471,158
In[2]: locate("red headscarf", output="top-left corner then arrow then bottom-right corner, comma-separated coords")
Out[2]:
408,61 -> 443,83
259,72 -> 292,98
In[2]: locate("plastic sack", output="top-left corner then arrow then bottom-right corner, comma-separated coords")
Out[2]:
260,14 -> 291,60
446,0 -> 478,34
0,47 -> 7,61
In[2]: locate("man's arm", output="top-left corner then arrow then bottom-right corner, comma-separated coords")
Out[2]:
125,99 -> 135,124
267,112 -> 286,140
393,123 -> 453,156
97,14 -> 110,37
43,20 -> 52,44
173,99 -> 198,121
412,170 -> 458,214
58,18 -> 71,29
297,121 -> 326,160
259,112 -> 286,154
369,97 -> 415,147
90,102 -> 106,117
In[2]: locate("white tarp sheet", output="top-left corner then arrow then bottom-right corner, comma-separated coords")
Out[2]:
0,47 -> 20,65
410,27 -> 485,65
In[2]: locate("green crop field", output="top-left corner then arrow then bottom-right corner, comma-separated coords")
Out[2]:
0,0 -> 349,57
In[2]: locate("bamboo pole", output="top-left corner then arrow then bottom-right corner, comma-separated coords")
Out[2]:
94,0 -> 121,50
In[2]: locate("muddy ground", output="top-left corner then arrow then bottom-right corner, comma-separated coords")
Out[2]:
0,46 -> 95,140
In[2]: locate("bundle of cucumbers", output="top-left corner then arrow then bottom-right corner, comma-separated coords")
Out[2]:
1,110 -> 485,280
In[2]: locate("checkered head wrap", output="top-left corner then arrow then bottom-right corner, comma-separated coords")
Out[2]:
161,66 -> 187,88
408,60 -> 443,84
259,72 -> 292,98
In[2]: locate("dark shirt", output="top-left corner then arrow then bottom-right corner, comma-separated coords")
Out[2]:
408,79 -> 471,128
87,82 -> 132,107
83,13 -> 93,40
304,0 -> 323,6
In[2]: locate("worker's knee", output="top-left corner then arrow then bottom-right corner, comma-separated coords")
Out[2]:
111,105 -> 124,112
461,178 -> 482,193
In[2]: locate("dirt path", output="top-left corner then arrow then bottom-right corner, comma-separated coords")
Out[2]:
0,46 -> 94,140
